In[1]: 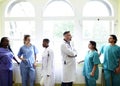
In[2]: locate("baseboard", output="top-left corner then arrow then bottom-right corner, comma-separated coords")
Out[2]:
13,83 -> 102,86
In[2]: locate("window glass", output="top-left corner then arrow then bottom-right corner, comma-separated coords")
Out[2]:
43,1 -> 74,17
83,1 -> 110,17
5,2 -> 35,17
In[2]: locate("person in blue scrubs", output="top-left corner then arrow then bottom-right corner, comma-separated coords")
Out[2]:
99,35 -> 120,86
79,41 -> 100,86
18,35 -> 38,86
0,37 -> 19,86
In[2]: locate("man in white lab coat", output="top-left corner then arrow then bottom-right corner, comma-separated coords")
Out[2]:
61,31 -> 77,86
40,39 -> 54,86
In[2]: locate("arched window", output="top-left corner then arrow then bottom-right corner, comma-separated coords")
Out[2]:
43,0 -> 75,82
43,1 -> 75,39
43,0 -> 75,45
5,1 -> 35,17
82,0 -> 114,62
83,1 -> 113,17
5,0 -> 35,55
43,1 -> 74,17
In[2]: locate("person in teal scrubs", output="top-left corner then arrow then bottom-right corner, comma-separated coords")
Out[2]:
79,41 -> 100,86
99,35 -> 120,86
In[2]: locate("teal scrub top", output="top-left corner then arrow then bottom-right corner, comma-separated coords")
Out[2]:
100,44 -> 120,71
83,50 -> 100,80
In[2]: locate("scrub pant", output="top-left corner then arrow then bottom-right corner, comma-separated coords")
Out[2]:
61,82 -> 73,86
20,66 -> 35,86
104,69 -> 120,86
0,70 -> 13,86
85,76 -> 96,86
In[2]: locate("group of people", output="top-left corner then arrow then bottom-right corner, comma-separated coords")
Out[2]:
61,31 -> 120,86
0,35 -> 54,86
0,31 -> 120,86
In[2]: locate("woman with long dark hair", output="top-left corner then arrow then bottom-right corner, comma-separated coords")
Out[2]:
0,37 -> 19,86
78,41 -> 100,86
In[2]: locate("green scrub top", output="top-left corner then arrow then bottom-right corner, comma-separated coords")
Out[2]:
83,50 -> 100,80
100,44 -> 120,71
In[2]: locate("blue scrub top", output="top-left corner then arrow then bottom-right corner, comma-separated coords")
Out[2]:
100,44 -> 120,71
17,44 -> 38,67
83,50 -> 100,80
0,48 -> 14,70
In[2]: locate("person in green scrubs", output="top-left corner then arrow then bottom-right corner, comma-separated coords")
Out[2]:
99,35 -> 120,86
79,41 -> 100,86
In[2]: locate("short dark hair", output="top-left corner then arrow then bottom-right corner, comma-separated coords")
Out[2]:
63,31 -> 70,36
110,34 -> 117,43
43,38 -> 50,43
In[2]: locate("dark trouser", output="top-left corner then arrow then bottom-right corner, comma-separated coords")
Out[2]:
0,70 -> 13,86
61,82 -> 73,86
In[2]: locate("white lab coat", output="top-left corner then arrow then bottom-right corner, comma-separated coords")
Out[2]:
40,47 -> 54,86
61,40 -> 77,82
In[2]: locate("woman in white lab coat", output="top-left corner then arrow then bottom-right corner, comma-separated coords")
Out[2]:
61,31 -> 77,86
40,39 -> 54,86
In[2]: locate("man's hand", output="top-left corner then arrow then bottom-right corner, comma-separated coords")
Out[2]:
115,67 -> 120,74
